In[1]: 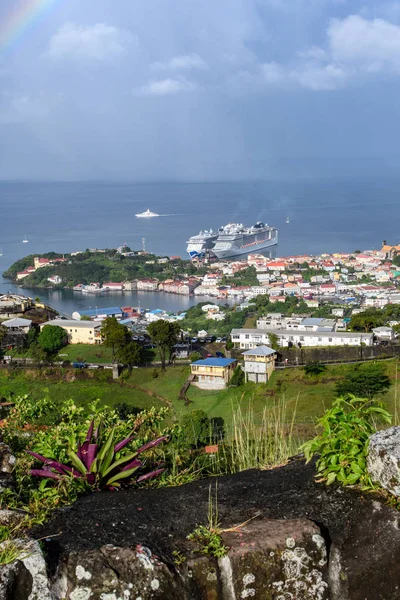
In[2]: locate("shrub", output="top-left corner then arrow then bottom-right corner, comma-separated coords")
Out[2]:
302,395 -> 391,486
335,363 -> 391,399
230,366 -> 244,386
178,410 -> 211,449
304,362 -> 327,377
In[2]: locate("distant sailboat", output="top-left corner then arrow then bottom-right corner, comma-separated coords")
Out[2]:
22,235 -> 28,243
285,217 -> 290,224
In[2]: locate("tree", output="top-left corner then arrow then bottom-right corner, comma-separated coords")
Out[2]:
25,326 -> 38,349
38,325 -> 68,354
30,342 -> 49,366
116,341 -> 143,372
100,317 -> 130,360
0,325 -> 7,348
335,363 -> 391,399
80,315 -> 92,321
147,320 -> 180,370
190,351 -> 202,363
179,410 -> 211,448
349,309 -> 385,333
268,332 -> 280,351
230,365 -> 245,386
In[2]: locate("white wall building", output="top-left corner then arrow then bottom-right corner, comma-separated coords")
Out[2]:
231,328 -> 373,349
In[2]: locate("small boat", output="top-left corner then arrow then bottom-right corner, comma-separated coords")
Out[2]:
22,236 -> 28,243
135,209 -> 159,218
285,217 -> 290,224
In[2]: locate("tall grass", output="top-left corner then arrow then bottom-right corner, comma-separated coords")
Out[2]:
217,393 -> 303,474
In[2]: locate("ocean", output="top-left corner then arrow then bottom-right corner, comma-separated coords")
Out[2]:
0,179 -> 397,315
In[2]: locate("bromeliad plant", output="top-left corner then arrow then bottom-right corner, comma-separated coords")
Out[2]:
28,420 -> 167,490
302,394 -> 391,487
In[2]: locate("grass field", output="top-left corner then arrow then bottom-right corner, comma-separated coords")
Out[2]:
2,359 -> 400,436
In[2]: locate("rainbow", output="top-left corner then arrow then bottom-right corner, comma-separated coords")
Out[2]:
0,0 -> 59,51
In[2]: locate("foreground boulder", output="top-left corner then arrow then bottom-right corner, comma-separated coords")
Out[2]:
367,425 -> 400,496
3,460 -> 400,599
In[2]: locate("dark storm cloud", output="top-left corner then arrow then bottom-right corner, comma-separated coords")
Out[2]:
1,0 -> 400,180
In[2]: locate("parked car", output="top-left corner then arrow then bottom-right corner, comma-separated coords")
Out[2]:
216,351 -> 225,358
72,362 -> 87,369
191,337 -> 198,343
215,337 -> 222,343
221,337 -> 227,343
205,353 -> 213,358
88,364 -> 100,369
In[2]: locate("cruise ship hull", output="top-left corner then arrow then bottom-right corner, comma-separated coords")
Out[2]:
212,234 -> 278,259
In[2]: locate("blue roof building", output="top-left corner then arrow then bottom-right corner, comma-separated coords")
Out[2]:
191,357 -> 237,389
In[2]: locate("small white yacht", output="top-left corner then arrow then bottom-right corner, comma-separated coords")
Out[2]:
135,209 -> 159,218
22,236 -> 29,243
285,217 -> 290,224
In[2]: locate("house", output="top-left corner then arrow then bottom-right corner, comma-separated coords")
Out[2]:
1,317 -> 32,348
48,275 -> 62,285
173,343 -> 190,359
243,346 -> 276,383
372,326 -> 395,341
40,320 -> 101,345
2,318 -> 32,334
191,357 -> 237,389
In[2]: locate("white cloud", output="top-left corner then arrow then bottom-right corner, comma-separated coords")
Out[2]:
328,15 -> 400,72
0,93 -> 54,124
152,53 -> 207,71
291,63 -> 348,90
261,62 -> 286,84
47,23 -> 135,62
136,77 -> 196,96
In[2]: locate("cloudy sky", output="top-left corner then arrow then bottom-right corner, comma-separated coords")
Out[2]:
1,0 -> 400,181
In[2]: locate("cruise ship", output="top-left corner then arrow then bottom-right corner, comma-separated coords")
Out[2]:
186,229 -> 219,259
211,221 -> 278,259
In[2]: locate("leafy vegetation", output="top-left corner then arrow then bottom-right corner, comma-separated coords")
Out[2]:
187,484 -> 228,558
37,325 -> 68,355
29,420 -> 167,490
147,320 -> 180,370
335,363 -> 391,399
304,362 -> 327,377
302,395 -> 391,486
3,250 -> 198,288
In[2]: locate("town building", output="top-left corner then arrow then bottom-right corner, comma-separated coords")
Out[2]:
71,307 -> 124,321
0,294 -> 33,318
136,278 -> 159,291
190,357 -> 237,390
231,328 -> 373,349
372,326 -> 395,341
2,318 -> 32,334
242,346 -> 276,383
40,320 -> 101,345
1,317 -> 32,348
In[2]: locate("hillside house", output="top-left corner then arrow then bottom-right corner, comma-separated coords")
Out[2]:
40,320 -> 101,345
191,357 -> 237,390
243,346 -> 276,383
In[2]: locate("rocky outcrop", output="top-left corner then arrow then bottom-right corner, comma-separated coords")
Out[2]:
0,443 -> 16,493
367,425 -> 400,496
3,460 -> 400,599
